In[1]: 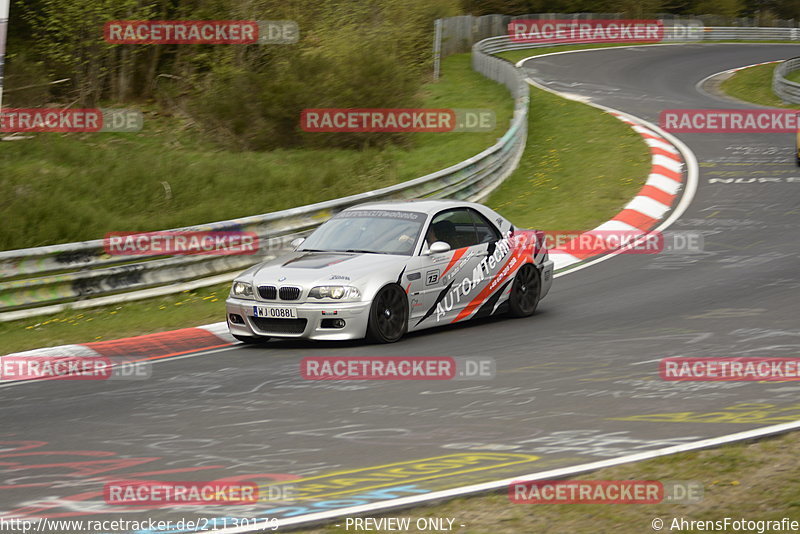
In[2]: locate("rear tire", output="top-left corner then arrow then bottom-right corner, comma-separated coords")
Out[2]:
233,334 -> 270,344
508,264 -> 540,318
366,284 -> 408,343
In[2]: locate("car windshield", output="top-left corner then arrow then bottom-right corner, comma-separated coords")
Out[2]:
299,209 -> 426,256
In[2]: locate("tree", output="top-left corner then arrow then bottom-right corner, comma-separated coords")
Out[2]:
694,0 -> 745,16
16,0 -> 153,105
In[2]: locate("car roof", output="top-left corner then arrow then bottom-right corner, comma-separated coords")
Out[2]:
344,199 -> 485,216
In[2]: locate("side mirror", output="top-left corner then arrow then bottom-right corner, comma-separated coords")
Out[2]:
427,241 -> 451,255
290,237 -> 306,250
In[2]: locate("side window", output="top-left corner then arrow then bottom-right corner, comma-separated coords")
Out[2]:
426,209 -> 480,249
470,209 -> 501,244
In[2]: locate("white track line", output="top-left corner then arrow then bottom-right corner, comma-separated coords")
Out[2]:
695,60 -> 783,105
214,420 -> 800,532
0,345 -> 240,390
513,49 -> 700,278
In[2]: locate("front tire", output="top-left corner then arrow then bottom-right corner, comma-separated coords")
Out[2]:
366,284 -> 408,343
508,264 -> 540,318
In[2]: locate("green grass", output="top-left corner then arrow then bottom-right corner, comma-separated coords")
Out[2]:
1,284 -> 230,353
497,42 -> 651,64
1,45 -> 650,353
0,54 -> 513,250
720,63 -> 800,109
786,70 -> 800,83
488,84 -> 648,231
295,430 -> 800,533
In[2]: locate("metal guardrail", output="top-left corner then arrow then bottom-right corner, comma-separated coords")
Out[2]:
702,26 -> 800,40
474,25 -> 800,56
773,56 -> 800,104
3,24 -> 798,320
437,15 -> 799,59
0,46 -> 529,320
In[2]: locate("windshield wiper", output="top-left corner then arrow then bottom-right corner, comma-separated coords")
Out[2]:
339,249 -> 395,254
301,248 -> 385,254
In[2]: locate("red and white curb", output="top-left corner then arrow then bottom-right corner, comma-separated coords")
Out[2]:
1,322 -> 234,371
550,114 -> 685,270
725,60 -> 782,74
695,60 -> 783,101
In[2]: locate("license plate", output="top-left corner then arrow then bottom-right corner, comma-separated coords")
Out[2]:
253,306 -> 297,319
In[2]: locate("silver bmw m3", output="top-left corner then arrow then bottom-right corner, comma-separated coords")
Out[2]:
226,199 -> 554,343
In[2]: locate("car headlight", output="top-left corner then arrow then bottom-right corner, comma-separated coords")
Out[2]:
308,285 -> 361,301
231,281 -> 254,299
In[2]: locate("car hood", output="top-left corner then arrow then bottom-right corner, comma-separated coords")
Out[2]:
245,251 -> 407,287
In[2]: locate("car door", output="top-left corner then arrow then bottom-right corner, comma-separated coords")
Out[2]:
407,208 -> 492,329
467,208 -> 506,300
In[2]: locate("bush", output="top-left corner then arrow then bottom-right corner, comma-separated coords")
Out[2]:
183,0 -> 459,150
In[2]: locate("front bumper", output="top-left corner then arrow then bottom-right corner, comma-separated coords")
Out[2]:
226,297 -> 372,341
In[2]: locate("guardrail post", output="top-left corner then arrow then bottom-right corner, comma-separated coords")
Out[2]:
0,0 -> 10,113
433,19 -> 443,81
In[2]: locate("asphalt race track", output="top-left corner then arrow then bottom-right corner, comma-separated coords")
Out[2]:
2,43 -> 800,531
